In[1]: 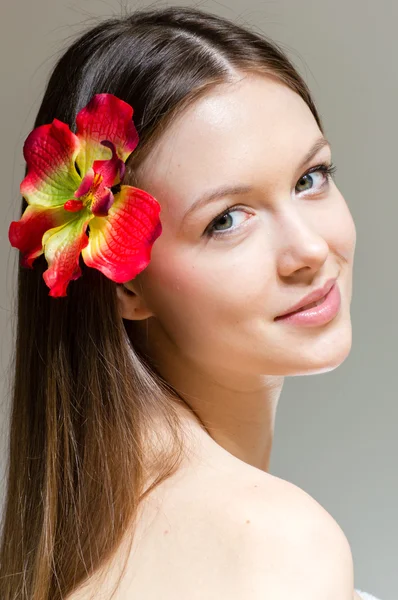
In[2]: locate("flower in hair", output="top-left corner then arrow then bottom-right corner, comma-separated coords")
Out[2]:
8,93 -> 162,297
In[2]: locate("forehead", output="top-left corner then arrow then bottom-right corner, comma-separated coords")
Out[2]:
136,73 -> 322,214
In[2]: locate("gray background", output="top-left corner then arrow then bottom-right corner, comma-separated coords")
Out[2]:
1,1 -> 396,598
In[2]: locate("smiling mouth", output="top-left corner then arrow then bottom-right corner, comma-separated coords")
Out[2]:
285,295 -> 327,316
273,282 -> 341,327
275,278 -> 337,320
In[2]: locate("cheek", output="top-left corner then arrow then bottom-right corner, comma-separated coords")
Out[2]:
142,239 -> 273,351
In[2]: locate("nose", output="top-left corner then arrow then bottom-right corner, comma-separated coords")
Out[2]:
275,208 -> 329,278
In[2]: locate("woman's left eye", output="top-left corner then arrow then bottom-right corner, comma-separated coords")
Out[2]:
295,163 -> 336,194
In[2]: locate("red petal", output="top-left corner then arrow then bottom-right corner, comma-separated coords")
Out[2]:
75,94 -> 139,177
20,119 -> 81,207
92,141 -> 125,188
8,204 -> 74,268
91,189 -> 114,217
74,168 -> 94,198
81,185 -> 162,282
42,213 -> 92,297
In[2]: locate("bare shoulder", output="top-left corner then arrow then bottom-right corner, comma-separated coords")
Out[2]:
66,408 -> 354,599
232,471 -> 355,598
67,463 -> 355,600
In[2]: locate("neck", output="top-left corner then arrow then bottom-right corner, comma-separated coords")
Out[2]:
145,330 -> 284,472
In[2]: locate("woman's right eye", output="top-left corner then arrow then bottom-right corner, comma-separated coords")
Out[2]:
205,206 -> 252,238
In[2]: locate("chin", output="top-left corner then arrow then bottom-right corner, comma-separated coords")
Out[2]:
290,325 -> 353,377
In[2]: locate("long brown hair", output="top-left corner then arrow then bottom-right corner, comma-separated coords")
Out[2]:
0,6 -> 323,599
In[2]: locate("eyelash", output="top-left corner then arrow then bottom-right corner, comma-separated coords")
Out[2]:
204,162 -> 337,239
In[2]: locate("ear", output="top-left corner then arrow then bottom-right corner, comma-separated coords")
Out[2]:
115,281 -> 155,321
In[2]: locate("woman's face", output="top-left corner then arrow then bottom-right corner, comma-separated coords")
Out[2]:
126,73 -> 356,377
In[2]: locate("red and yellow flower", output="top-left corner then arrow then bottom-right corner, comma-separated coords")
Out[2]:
9,93 -> 162,297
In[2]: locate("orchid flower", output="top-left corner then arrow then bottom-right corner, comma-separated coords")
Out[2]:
8,93 -> 162,297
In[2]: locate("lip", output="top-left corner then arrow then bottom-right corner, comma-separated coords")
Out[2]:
274,281 -> 341,326
275,278 -> 337,319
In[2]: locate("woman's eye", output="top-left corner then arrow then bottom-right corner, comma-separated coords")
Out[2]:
207,208 -> 251,237
295,169 -> 328,193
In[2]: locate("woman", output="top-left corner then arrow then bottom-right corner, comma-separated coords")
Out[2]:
0,6 -> 381,600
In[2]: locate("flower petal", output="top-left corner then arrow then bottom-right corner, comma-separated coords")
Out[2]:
81,185 -> 162,282
75,94 -> 139,177
91,189 -> 114,218
8,204 -> 76,268
92,141 -> 125,188
20,119 -> 81,207
42,211 -> 93,297
74,167 -> 95,198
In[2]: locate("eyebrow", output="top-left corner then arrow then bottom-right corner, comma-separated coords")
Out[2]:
182,136 -> 331,221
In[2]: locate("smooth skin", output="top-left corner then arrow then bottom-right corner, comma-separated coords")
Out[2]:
70,73 -> 359,599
